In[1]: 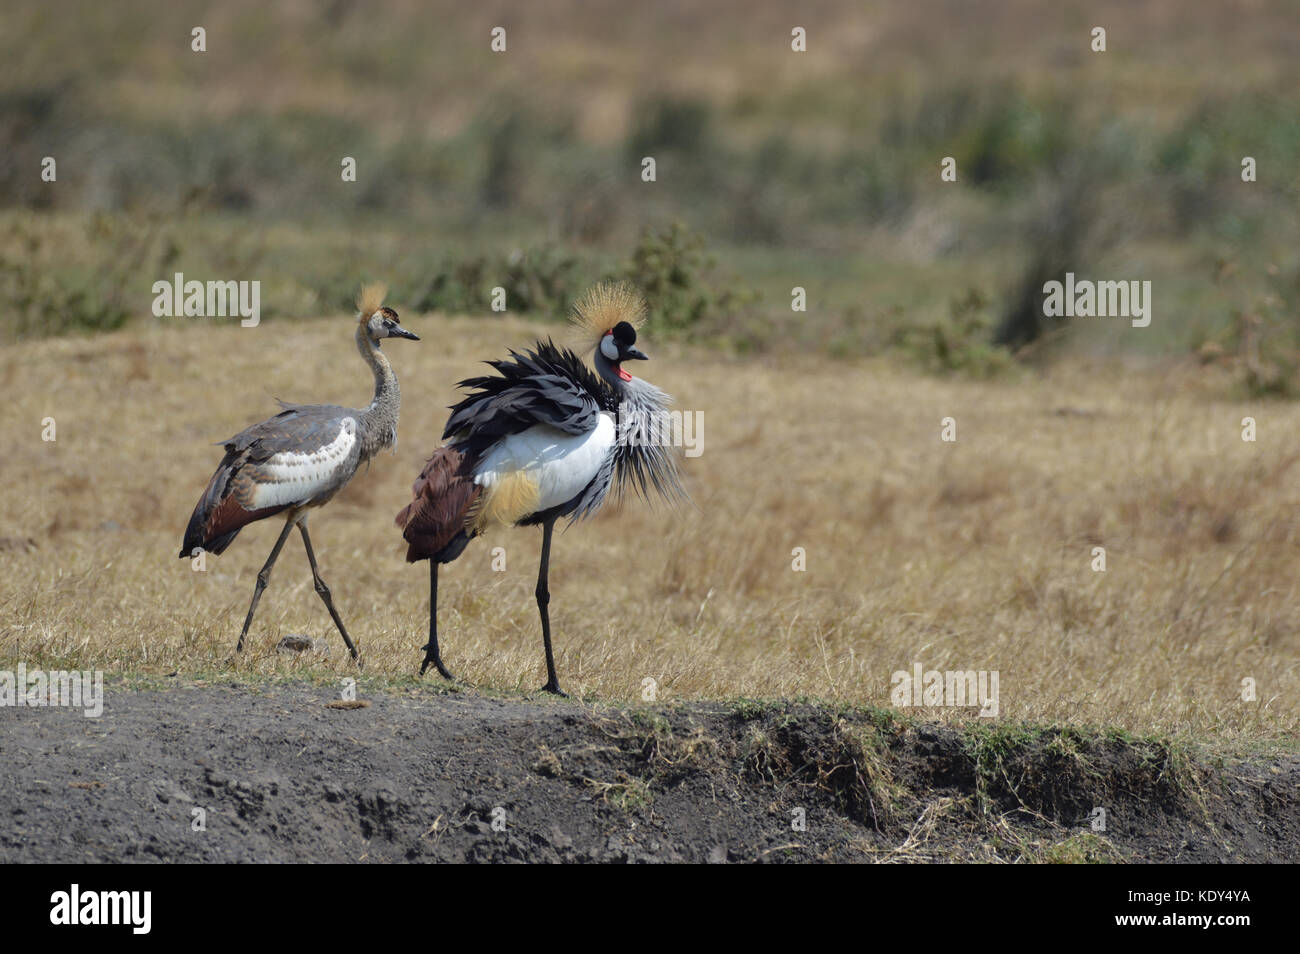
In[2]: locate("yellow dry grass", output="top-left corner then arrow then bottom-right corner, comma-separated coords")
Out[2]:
2,313 -> 1298,743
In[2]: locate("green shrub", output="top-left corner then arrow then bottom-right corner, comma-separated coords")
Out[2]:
612,221 -> 755,335
410,254 -> 490,315
409,246 -> 577,318
499,247 -> 578,318
0,212 -> 178,340
892,287 -> 1014,378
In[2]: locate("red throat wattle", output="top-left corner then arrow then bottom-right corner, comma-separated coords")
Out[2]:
617,366 -> 632,382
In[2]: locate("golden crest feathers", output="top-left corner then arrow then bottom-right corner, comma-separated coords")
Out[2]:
568,282 -> 646,352
356,283 -> 388,323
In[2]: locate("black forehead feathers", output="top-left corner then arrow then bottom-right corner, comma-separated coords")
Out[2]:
612,321 -> 636,345
380,306 -> 400,322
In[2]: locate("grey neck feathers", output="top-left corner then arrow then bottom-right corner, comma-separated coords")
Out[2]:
619,374 -> 672,418
592,347 -> 687,506
356,325 -> 400,460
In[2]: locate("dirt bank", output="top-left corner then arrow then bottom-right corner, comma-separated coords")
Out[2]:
1,683 -> 1295,862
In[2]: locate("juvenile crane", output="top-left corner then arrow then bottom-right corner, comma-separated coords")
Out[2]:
180,285 -> 418,661
395,283 -> 686,695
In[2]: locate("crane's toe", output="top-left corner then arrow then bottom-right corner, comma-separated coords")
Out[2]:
418,645 -> 456,682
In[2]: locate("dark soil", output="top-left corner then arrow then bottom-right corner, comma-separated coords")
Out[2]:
1,683 -> 1295,862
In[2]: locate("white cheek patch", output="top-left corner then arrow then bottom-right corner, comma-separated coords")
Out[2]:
600,335 -> 620,360
249,419 -> 357,508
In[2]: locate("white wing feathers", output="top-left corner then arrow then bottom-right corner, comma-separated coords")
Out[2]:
247,418 -> 359,509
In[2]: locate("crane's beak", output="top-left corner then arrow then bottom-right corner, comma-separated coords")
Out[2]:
389,326 -> 420,341
624,346 -> 648,361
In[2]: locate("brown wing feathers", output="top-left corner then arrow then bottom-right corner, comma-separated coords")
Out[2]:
178,451 -> 289,557
394,445 -> 481,563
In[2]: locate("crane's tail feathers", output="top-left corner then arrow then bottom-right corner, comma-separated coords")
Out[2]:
395,445 -> 482,563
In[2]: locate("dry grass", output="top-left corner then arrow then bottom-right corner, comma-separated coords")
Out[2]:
2,312 -> 1298,743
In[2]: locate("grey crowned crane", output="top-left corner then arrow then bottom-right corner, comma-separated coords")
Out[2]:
179,285 -> 418,662
395,282 -> 687,695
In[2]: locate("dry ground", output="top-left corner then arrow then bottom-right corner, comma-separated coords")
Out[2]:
2,312 -> 1298,745
3,683 -> 1295,863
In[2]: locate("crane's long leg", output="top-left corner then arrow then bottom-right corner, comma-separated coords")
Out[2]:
420,561 -> 454,680
536,517 -> 565,696
236,520 -> 295,653
298,521 -> 361,664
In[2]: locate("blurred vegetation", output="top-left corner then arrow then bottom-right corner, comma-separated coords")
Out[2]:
0,210 -> 181,338
1,0 -> 1298,386
1192,257 -> 1300,399
893,288 -> 1015,380
612,222 -> 757,336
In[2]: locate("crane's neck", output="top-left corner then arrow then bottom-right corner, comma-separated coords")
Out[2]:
593,348 -> 630,402
356,324 -> 400,459
594,345 -> 669,430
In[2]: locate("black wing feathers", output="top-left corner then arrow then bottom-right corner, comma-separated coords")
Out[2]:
442,340 -> 612,446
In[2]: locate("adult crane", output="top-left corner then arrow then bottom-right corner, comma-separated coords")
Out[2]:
395,282 -> 686,695
180,285 -> 418,662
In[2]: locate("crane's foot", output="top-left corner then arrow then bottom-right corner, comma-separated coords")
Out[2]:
540,680 -> 567,698
419,645 -> 455,681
